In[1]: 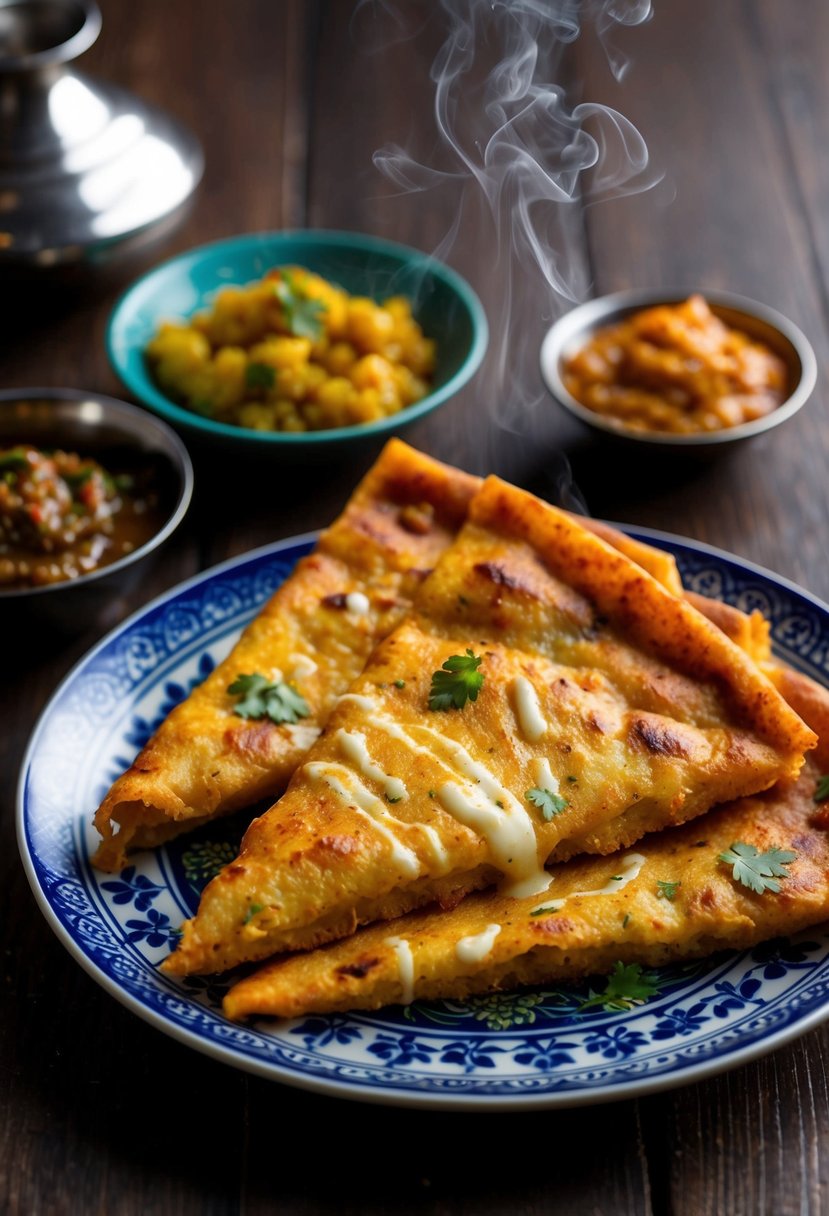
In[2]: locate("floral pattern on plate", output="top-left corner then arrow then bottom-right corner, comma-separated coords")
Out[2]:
18,531 -> 829,1108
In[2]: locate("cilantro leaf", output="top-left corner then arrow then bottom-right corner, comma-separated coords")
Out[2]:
656,880 -> 681,901
578,962 -> 659,1012
245,362 -> 276,390
525,787 -> 568,821
428,649 -> 484,711
814,774 -> 829,803
62,466 -> 96,488
0,448 -> 30,471
718,841 -> 797,895
227,672 -> 310,725
274,271 -> 327,341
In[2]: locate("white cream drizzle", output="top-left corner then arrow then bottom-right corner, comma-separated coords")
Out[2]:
332,726 -> 447,868
288,653 -> 318,680
512,675 -> 548,743
530,852 -> 647,915
303,761 -> 420,876
284,723 -> 321,750
336,692 -> 550,897
384,935 -> 415,1003
336,729 -> 408,803
417,825 -> 450,871
532,757 -> 560,795
455,922 -> 502,964
346,591 -> 370,615
337,693 -> 375,711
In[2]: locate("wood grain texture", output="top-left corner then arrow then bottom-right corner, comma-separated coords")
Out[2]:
307,0 -> 592,488
572,5 -> 829,1214
241,1089 -> 652,1216
570,0 -> 829,602
3,1 -> 829,1213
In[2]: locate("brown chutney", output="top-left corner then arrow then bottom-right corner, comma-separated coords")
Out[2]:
0,445 -> 165,588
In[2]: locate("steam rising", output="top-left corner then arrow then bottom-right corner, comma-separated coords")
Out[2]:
364,0 -> 658,501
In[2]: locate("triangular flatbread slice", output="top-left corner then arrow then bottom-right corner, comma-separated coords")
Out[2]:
93,440 -> 479,871
164,477 -> 814,975
223,665 -> 829,1020
92,442 -> 682,874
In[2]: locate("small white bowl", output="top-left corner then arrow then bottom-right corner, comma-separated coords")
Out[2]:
540,289 -> 817,449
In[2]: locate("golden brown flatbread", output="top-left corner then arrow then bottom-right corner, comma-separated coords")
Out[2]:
165,476 -> 814,976
224,667 -> 829,1020
92,441 -> 686,875
93,440 -> 479,871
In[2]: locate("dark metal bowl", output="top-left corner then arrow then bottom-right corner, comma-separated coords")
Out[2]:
540,289 -> 817,450
0,388 -> 193,633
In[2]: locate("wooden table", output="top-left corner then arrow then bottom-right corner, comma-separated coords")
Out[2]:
4,2 -> 829,1211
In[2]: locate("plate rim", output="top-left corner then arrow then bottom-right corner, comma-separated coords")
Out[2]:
17,525 -> 829,1110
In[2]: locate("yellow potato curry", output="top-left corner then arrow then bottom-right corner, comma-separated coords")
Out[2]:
145,267 -> 435,433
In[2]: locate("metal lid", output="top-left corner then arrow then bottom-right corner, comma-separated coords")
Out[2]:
0,0 -> 203,268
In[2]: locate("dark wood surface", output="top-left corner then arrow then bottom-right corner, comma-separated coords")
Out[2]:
4,2 -> 829,1212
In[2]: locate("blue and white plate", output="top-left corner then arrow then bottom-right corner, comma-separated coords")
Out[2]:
17,529 -> 829,1109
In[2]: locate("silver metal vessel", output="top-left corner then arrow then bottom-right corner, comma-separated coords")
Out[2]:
0,0 -> 203,274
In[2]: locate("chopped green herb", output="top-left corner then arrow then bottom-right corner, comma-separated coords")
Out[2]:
386,793 -> 402,804
814,774 -> 829,803
656,879 -> 681,901
428,649 -> 484,711
0,448 -> 30,471
428,789 -> 436,799
566,775 -> 578,784
393,679 -> 406,689
525,787 -> 568,821
245,361 -> 276,390
244,903 -> 264,924
530,904 -> 561,917
63,466 -> 95,488
578,962 -> 658,1012
227,672 -> 310,725
622,913 -> 631,929
274,271 -> 327,341
718,841 -> 797,895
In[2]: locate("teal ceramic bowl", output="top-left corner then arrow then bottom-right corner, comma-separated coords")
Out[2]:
106,230 -> 488,452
